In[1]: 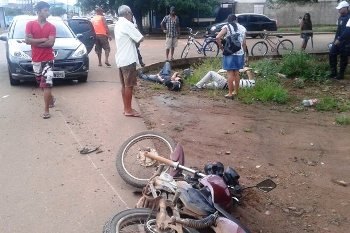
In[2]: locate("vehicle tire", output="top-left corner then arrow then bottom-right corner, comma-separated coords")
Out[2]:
103,208 -> 200,233
203,41 -> 219,57
116,131 -> 176,188
78,74 -> 88,83
277,39 -> 294,56
251,41 -> 268,56
181,44 -> 191,58
8,66 -> 20,86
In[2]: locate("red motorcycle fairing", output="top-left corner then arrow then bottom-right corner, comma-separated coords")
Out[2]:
213,217 -> 250,233
169,143 -> 185,177
200,175 -> 233,210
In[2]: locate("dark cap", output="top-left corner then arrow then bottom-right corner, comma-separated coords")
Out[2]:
170,6 -> 175,12
34,1 -> 50,11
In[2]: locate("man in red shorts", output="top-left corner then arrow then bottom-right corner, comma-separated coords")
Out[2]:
25,1 -> 56,119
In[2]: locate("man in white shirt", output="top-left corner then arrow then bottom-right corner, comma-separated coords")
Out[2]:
114,5 -> 144,117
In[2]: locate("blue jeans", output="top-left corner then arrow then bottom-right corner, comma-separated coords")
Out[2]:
139,62 -> 172,83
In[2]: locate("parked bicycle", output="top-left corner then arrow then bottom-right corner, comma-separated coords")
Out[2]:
250,31 -> 294,56
181,27 -> 219,58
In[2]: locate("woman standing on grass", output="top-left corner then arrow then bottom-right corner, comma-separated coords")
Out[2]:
300,13 -> 313,50
216,14 -> 247,99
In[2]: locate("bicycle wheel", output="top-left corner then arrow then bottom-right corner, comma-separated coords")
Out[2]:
277,39 -> 294,55
181,43 -> 191,58
203,41 -> 219,57
251,41 -> 268,56
116,131 -> 176,188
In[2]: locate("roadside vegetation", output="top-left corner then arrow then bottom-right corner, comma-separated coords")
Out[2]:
278,25 -> 337,33
185,53 -> 350,116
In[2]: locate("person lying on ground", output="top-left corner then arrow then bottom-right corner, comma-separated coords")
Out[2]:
139,61 -> 172,84
190,67 -> 255,91
164,72 -> 183,91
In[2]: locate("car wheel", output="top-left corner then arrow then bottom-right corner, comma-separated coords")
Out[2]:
8,66 -> 20,86
78,74 -> 88,83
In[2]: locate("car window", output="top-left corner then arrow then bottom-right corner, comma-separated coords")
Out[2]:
12,20 -> 74,39
258,16 -> 270,22
68,20 -> 93,34
249,15 -> 261,22
237,15 -> 248,24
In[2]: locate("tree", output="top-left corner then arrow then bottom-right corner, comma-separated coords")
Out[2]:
267,0 -> 318,3
51,7 -> 66,16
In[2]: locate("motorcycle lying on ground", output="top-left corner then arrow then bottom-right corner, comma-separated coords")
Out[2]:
105,141 -> 277,233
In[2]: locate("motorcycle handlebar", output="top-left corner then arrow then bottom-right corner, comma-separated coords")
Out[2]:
144,151 -> 206,177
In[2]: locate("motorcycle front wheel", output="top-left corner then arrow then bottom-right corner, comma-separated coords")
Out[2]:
116,131 -> 176,188
103,208 -> 201,233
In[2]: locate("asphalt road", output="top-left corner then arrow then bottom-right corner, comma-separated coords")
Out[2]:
0,33 -> 334,233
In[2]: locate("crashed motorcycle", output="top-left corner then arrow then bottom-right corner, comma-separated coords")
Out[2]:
105,143 -> 277,233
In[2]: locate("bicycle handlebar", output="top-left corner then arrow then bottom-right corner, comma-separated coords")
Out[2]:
186,27 -> 199,37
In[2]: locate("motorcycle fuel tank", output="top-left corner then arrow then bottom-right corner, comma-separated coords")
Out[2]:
200,175 -> 232,210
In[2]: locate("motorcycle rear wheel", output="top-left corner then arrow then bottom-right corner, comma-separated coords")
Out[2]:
103,208 -> 201,233
116,131 -> 176,188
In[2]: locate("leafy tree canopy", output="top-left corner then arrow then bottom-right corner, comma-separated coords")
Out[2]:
51,7 -> 66,16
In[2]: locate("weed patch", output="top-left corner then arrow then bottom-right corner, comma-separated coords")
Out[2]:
335,115 -> 350,125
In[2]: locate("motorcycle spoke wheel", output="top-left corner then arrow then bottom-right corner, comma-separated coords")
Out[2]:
277,39 -> 294,55
251,41 -> 268,56
103,209 -> 200,233
116,131 -> 176,188
203,41 -> 219,57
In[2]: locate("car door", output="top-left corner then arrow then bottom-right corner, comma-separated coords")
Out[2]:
67,18 -> 96,54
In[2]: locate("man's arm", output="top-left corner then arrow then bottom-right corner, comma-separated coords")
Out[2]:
176,16 -> 180,36
160,16 -> 166,31
25,34 -> 47,45
37,35 -> 55,47
102,17 -> 112,40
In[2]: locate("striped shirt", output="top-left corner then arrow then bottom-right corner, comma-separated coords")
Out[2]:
161,15 -> 179,38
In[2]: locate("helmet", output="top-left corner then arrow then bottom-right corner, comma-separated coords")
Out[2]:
204,162 -> 224,176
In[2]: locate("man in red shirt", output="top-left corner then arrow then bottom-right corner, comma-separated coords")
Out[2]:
25,1 -> 56,119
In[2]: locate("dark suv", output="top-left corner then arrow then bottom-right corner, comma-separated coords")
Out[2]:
0,15 -> 96,85
207,13 -> 277,38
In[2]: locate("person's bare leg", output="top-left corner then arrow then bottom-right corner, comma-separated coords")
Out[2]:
43,88 -> 52,114
105,51 -> 110,63
166,48 -> 170,60
121,86 -> 127,112
233,71 -> 240,95
97,53 -> 102,66
226,70 -> 234,96
123,86 -> 134,114
170,47 -> 175,60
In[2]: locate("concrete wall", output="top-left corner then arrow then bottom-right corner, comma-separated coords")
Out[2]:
235,1 -> 339,26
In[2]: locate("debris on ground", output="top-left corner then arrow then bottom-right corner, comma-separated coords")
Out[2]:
80,146 -> 101,155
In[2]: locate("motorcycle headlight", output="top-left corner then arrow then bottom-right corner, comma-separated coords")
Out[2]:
70,44 -> 87,58
210,26 -> 217,31
9,47 -> 31,60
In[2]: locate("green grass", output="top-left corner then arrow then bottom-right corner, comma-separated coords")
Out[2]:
315,97 -> 350,112
279,52 -> 329,82
239,79 -> 289,104
335,115 -> 350,125
187,58 -> 221,85
150,83 -> 164,90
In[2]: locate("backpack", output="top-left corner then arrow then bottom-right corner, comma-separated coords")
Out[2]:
223,23 -> 241,56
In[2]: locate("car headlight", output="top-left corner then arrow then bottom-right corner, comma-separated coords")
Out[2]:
70,44 -> 87,58
9,47 -> 31,60
210,26 -> 217,31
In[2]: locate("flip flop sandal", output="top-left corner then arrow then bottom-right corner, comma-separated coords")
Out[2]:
42,113 -> 51,119
224,94 -> 234,100
105,62 -> 111,67
124,110 -> 141,117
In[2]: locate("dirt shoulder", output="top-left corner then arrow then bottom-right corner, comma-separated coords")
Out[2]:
135,80 -> 350,233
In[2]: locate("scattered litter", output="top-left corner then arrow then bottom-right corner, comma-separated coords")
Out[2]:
80,146 -> 101,155
1,95 -> 9,99
331,179 -> 348,187
256,165 -> 262,168
225,151 -> 231,155
310,143 -> 314,146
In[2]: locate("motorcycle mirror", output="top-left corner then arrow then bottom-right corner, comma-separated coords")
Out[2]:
256,179 -> 277,192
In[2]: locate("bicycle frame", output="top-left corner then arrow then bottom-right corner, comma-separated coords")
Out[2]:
262,34 -> 282,53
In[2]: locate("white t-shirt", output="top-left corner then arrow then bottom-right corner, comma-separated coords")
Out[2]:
222,23 -> 246,55
114,17 -> 143,67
